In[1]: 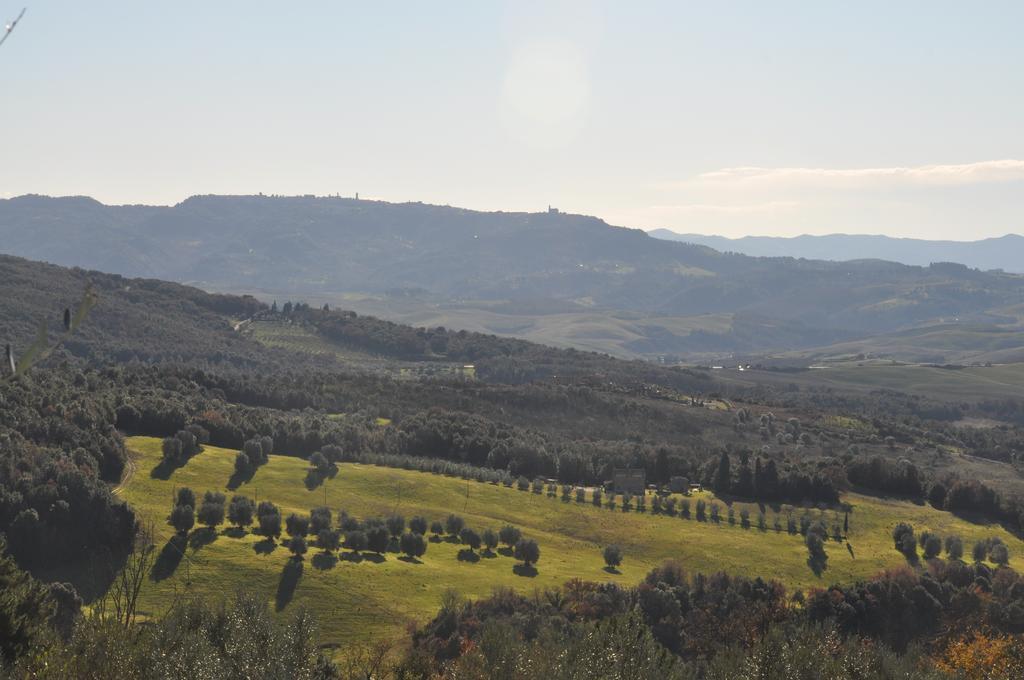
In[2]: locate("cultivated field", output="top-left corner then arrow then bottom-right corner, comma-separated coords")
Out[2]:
118,436 -> 1024,653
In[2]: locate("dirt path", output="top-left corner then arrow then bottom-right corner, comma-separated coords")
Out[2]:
114,449 -> 138,496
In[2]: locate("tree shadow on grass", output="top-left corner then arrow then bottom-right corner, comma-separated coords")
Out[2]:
275,558 -> 303,611
397,555 -> 423,565
497,547 -> 514,557
847,543 -> 855,559
339,551 -> 364,563
457,549 -> 480,563
227,467 -> 255,491
311,552 -> 338,571
253,538 -> 277,555
224,526 -> 247,539
512,564 -> 538,578
443,535 -> 461,544
362,553 -> 386,564
188,527 -> 218,551
481,549 -> 498,559
807,554 -> 828,577
603,566 -> 621,575
428,535 -> 443,543
151,534 -> 187,582
150,459 -> 183,481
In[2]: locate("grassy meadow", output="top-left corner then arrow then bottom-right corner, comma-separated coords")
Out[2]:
118,436 -> 1024,653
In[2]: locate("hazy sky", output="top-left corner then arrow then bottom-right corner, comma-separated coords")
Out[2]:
2,1 -> 1023,239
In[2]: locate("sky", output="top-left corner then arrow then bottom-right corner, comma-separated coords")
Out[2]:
1,1 -> 1022,240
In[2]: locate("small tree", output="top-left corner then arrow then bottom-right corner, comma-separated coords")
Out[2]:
366,526 -> 390,555
679,498 -> 690,519
482,528 -> 498,554
288,536 -> 307,559
972,540 -> 988,563
386,515 -> 406,539
227,495 -> 254,530
923,534 -> 942,559
257,502 -> 281,539
806,527 -> 827,565
310,507 -> 332,534
344,530 -> 367,554
169,504 -> 194,535
409,516 -> 428,536
318,528 -> 340,553
285,513 -> 310,539
309,451 -> 330,474
234,452 -> 251,476
710,503 -> 720,523
460,528 -> 481,552
445,514 -> 465,537
429,521 -> 445,539
990,543 -> 1010,566
695,499 -> 706,521
175,487 -> 196,510
162,437 -> 183,466
513,538 -> 540,567
259,435 -> 274,460
945,535 -> 964,561
499,525 -> 521,549
575,487 -> 586,503
603,545 -> 623,569
400,532 -> 427,559
592,488 -> 602,507
893,523 -> 915,550
197,492 -> 226,530
338,511 -> 360,533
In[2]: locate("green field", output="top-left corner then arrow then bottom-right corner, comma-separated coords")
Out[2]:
118,436 -> 1024,654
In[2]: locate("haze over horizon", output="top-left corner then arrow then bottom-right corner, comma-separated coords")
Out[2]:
3,1 -> 1023,239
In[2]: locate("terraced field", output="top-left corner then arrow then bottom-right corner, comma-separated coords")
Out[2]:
118,436 -> 1024,654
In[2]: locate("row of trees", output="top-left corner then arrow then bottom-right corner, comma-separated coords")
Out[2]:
164,490 -> 542,568
893,523 -> 1011,565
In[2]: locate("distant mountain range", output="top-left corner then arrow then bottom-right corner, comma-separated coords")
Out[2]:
648,230 -> 1024,273
1,194 -> 1022,360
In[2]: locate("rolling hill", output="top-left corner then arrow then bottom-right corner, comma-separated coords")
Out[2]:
119,436 -> 1024,653
3,194 -> 1024,360
648,230 -> 1024,274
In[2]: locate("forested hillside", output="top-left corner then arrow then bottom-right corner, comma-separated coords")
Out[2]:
3,194 -> 1023,358
3,255 -> 1024,677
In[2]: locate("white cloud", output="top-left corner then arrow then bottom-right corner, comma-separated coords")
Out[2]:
690,159 -> 1024,188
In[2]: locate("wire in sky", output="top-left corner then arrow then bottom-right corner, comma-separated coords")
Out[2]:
0,7 -> 26,49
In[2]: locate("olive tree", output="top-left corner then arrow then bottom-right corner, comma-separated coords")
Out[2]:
603,545 -> 623,569
169,504 -> 194,535
445,514 -> 465,537
400,532 -> 427,559
197,492 -> 226,530
513,538 -> 540,567
498,524 -> 521,549
409,516 -> 428,536
227,495 -> 254,530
